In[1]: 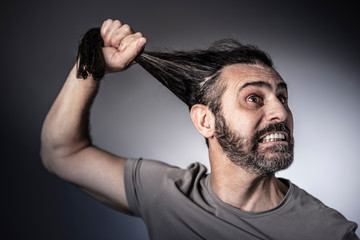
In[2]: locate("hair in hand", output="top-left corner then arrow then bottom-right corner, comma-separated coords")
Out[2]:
77,28 -> 106,81
76,28 -> 273,113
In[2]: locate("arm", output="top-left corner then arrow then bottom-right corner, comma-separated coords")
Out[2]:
40,19 -> 146,214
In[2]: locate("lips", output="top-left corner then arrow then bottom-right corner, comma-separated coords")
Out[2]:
259,132 -> 286,143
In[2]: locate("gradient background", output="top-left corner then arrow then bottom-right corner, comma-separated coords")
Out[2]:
1,0 -> 359,239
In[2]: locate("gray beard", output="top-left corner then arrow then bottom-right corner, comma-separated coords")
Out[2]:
214,113 -> 294,176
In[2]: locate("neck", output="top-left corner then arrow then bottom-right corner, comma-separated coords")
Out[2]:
208,142 -> 288,212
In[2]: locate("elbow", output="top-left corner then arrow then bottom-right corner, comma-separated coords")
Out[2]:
40,125 -> 92,175
40,137 -> 92,175
40,135 -> 61,174
40,126 -> 57,173
40,140 -> 66,174
40,145 -> 55,173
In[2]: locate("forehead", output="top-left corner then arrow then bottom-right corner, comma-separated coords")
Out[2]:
219,63 -> 285,89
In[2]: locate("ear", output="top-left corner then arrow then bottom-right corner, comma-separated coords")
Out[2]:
190,104 -> 215,139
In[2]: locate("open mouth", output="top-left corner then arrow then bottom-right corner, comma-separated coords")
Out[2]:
259,132 -> 287,143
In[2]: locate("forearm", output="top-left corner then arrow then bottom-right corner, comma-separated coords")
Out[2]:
41,64 -> 100,171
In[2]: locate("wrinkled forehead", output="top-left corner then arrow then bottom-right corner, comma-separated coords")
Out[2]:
219,63 -> 285,89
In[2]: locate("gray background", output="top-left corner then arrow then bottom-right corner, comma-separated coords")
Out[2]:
1,0 -> 359,239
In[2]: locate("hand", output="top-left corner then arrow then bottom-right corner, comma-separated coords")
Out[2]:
100,19 -> 147,73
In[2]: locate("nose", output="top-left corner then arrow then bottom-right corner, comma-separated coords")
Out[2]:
264,97 -> 289,123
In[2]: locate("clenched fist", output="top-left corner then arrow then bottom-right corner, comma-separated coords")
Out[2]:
101,19 -> 147,73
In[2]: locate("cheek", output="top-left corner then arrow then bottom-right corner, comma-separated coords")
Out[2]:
228,111 -> 263,136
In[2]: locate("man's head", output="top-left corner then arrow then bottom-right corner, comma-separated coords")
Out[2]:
190,63 -> 294,176
209,64 -> 294,176
135,39 -> 294,175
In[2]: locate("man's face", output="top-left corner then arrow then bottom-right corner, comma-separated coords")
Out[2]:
214,63 -> 294,176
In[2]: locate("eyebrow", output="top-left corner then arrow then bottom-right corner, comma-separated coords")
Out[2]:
277,82 -> 288,91
239,81 -> 288,92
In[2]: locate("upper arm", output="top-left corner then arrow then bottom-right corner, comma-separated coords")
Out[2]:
47,146 -> 132,214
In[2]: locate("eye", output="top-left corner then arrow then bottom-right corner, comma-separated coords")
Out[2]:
278,95 -> 287,104
247,95 -> 263,104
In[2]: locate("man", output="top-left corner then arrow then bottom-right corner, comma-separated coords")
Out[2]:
41,19 -> 358,239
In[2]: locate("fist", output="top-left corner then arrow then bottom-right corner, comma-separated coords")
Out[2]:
100,19 -> 147,73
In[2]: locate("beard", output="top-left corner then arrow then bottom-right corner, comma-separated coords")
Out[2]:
214,113 -> 294,176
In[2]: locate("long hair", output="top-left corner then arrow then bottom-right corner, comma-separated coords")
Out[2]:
77,28 -> 273,114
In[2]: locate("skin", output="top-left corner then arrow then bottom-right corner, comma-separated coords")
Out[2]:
41,19 -> 293,215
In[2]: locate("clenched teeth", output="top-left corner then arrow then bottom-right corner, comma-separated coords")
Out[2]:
261,133 -> 286,143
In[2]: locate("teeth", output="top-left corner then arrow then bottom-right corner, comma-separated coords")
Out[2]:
261,133 -> 285,143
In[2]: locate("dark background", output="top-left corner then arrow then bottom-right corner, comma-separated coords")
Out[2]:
1,0 -> 359,239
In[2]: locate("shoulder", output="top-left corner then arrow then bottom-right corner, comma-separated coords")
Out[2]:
125,158 -> 208,192
287,181 -> 358,239
124,158 -> 209,215
125,158 -> 209,197
125,158 -> 207,180
290,182 -> 344,216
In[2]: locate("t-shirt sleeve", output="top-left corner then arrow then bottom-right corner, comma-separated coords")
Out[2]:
343,223 -> 359,240
124,158 -> 183,217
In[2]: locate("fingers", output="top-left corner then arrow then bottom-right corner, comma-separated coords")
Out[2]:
111,33 -> 147,70
101,19 -> 135,48
100,19 -> 147,72
101,19 -> 122,47
112,25 -> 134,49
123,34 -> 146,58
118,32 -> 143,51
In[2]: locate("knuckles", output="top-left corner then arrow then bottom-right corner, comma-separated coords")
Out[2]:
99,19 -> 145,71
113,20 -> 122,26
121,24 -> 132,35
134,32 -> 143,37
101,20 -> 134,46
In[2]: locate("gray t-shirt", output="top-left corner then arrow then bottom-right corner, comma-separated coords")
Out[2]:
124,158 -> 358,240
